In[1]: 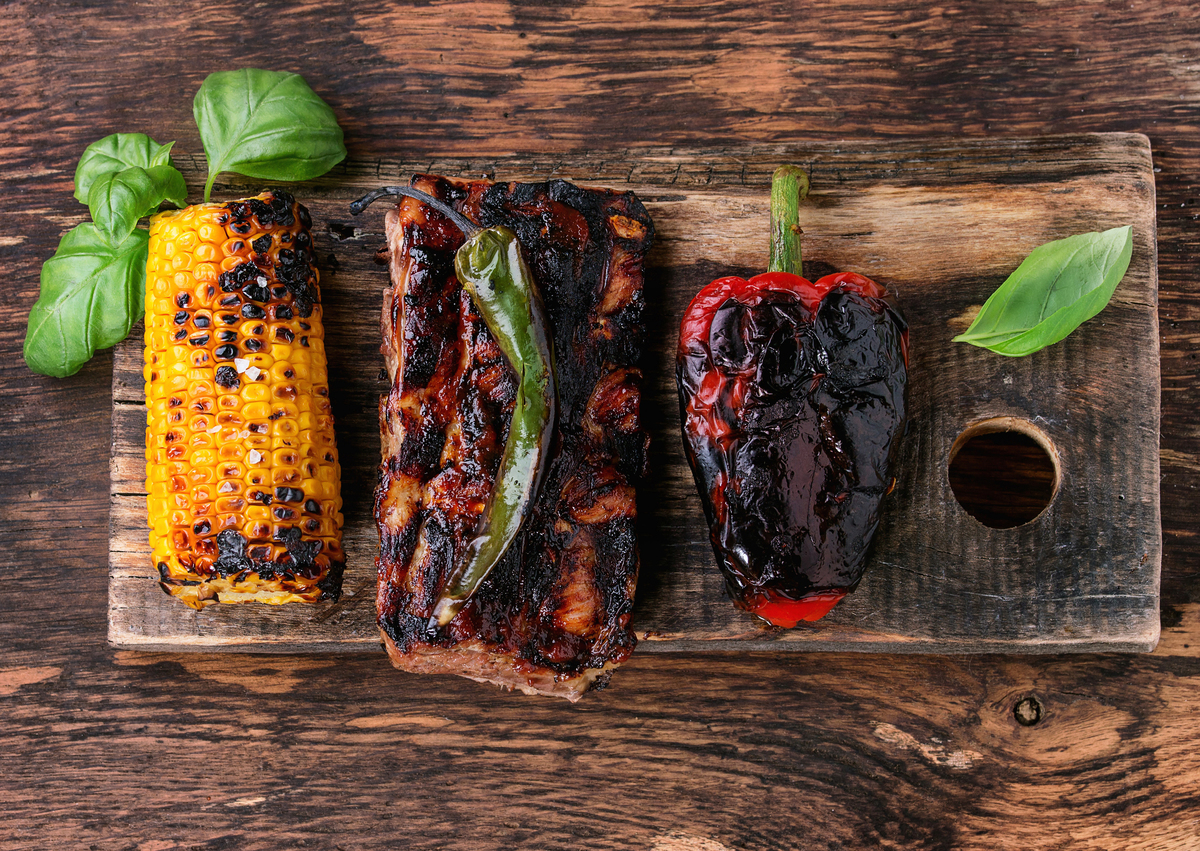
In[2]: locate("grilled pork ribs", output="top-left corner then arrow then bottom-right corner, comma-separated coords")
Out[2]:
374,175 -> 654,700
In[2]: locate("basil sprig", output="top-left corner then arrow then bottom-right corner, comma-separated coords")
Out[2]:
87,165 -> 188,245
953,226 -> 1133,356
73,133 -> 176,205
26,69 -> 346,378
194,69 -> 346,202
25,133 -> 183,377
24,224 -> 150,378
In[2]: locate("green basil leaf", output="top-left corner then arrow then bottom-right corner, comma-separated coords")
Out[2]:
24,223 -> 148,378
193,68 -> 346,201
73,133 -> 175,205
952,225 -> 1133,357
87,165 -> 188,245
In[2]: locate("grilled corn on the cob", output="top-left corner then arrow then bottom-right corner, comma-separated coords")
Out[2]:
144,189 -> 344,609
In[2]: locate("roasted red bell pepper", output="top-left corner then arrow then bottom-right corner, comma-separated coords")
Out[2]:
676,166 -> 909,627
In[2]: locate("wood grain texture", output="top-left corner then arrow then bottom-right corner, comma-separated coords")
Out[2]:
108,135 -> 1161,654
2,648 -> 1200,851
2,0 -> 1199,848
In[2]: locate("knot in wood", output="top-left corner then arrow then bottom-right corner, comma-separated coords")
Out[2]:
1014,696 -> 1043,727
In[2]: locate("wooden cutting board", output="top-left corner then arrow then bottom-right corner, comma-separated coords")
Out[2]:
108,133 -> 1161,654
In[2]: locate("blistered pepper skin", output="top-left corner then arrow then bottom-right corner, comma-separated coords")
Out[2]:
676,271 -> 908,627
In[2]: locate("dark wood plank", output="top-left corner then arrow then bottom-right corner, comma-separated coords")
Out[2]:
3,647 -> 1200,851
108,135 -> 1160,654
2,1 -> 1199,848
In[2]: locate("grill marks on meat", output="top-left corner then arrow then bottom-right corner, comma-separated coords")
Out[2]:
374,175 -> 654,701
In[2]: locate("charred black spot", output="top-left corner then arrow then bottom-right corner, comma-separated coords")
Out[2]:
175,292 -> 190,308
189,334 -> 210,347
174,311 -> 188,325
277,526 -> 321,574
214,344 -> 238,360
222,190 -> 297,230
218,330 -> 237,343
193,314 -> 211,329
245,338 -> 263,352
214,530 -> 250,578
252,234 -> 272,254
242,303 -> 265,319
275,486 -> 304,503
317,559 -> 344,601
215,365 -> 240,390
242,283 -> 270,303
304,499 -> 321,514
275,250 -> 317,317
219,261 -> 265,293
396,419 -> 446,478
276,327 -> 295,343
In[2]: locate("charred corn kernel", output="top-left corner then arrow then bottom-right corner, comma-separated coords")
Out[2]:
144,190 -> 345,610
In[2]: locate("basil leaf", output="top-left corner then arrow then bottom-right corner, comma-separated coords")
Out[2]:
73,133 -> 175,205
87,165 -> 188,245
953,226 -> 1133,357
24,223 -> 148,378
193,68 -> 346,202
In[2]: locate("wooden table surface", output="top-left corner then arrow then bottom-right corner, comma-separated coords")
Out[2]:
2,2 -> 1197,849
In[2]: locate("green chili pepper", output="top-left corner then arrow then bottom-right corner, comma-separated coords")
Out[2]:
433,226 -> 556,624
351,186 -> 557,628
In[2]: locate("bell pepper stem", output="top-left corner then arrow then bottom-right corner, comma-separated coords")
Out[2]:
768,165 -> 810,278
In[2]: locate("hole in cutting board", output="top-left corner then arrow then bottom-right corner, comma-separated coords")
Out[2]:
948,417 -> 1060,529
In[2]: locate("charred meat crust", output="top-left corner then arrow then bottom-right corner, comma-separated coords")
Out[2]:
374,175 -> 654,700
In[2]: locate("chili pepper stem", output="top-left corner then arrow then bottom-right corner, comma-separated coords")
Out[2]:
350,185 -> 481,237
768,165 -> 810,278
